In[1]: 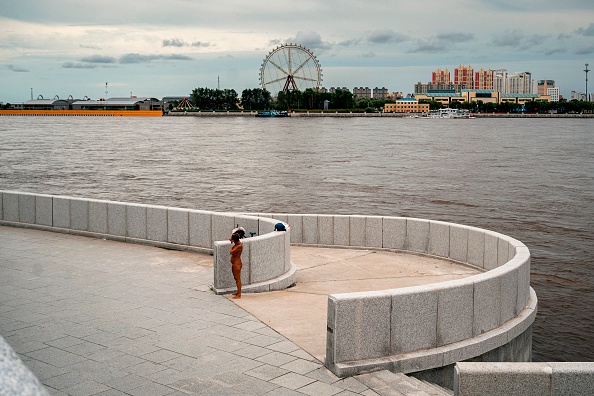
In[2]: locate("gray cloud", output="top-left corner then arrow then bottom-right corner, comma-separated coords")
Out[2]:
361,52 -> 376,58
7,64 -> 29,72
493,30 -> 521,47
575,45 -> 594,55
80,55 -> 116,63
80,44 -> 101,49
118,53 -> 192,64
436,33 -> 474,43
62,62 -> 97,69
285,31 -> 331,50
408,39 -> 445,54
544,47 -> 567,56
163,38 -> 211,48
576,23 -> 594,36
367,29 -> 408,44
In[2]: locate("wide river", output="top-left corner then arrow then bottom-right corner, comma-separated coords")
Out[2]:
1,116 -> 592,362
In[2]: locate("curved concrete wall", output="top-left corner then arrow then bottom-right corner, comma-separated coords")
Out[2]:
251,213 -> 535,378
0,191 -> 294,294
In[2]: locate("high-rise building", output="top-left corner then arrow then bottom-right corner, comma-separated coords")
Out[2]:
475,68 -> 494,90
454,65 -> 474,89
547,87 -> 560,102
494,69 -> 509,94
507,72 -> 532,94
432,68 -> 451,84
353,87 -> 371,99
373,87 -> 389,99
538,80 -> 555,95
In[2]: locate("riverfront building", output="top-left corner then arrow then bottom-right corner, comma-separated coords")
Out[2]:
383,98 -> 429,113
415,89 -> 549,106
454,65 -> 474,90
353,87 -> 372,100
475,68 -> 494,90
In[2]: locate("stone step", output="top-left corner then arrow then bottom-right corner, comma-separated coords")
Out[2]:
355,370 -> 453,396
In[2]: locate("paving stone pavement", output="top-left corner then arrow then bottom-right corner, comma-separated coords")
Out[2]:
0,226 -> 378,396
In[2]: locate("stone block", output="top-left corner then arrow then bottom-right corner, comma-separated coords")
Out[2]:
450,225 -> 469,262
498,238 -> 510,266
391,287 -> 437,354
331,291 -> 392,363
382,217 -> 406,250
454,362 -> 552,396
467,228 -> 485,268
3,192 -> 19,222
392,350 -> 445,374
52,196 -> 70,229
234,215 -> 259,238
333,215 -> 350,246
516,253 -> 531,312
443,328 -> 508,367
250,233 -> 285,283
287,214 -> 303,243
406,219 -> 429,253
146,205 -> 167,242
35,194 -> 53,226
365,216 -> 383,248
271,213 -> 289,223
551,362 -> 594,395
189,210 -> 212,249
168,208 -> 189,245
211,213 -> 235,243
436,280 -> 474,346
259,217 -> 277,235
0,191 -> 3,219
107,202 -> 127,237
484,232 -> 499,270
70,198 -> 89,231
18,193 -> 36,224
88,199 -> 108,234
126,204 -> 147,239
429,221 -> 449,258
318,215 -> 334,245
284,231 -> 291,271
473,274 -> 502,336
302,214 -> 318,244
349,215 -> 366,247
500,266 -> 519,324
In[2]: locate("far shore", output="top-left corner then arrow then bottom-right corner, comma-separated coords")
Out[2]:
166,111 -> 594,118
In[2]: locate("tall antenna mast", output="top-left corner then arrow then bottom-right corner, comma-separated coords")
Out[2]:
217,75 -> 220,90
30,88 -> 33,100
585,64 -> 590,101
105,82 -> 108,98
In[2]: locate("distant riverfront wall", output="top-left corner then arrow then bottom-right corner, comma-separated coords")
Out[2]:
0,191 -> 295,295
251,213 -> 536,387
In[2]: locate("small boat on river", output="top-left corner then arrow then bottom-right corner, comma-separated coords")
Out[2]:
255,110 -> 289,117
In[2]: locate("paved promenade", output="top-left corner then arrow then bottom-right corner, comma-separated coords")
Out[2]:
0,226 -> 476,395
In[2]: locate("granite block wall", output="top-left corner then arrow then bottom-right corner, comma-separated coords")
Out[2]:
391,287 -> 438,354
365,216 -> 383,248
3,192 -> 19,222
168,208 -> 189,245
250,233 -> 285,283
382,217 -> 406,249
429,221 -> 449,257
52,196 -> 70,229
483,232 -> 499,270
302,214 -> 318,244
318,215 -> 334,245
70,198 -> 89,231
89,200 -> 108,234
126,204 -> 147,239
406,219 -> 430,253
500,262 -> 520,323
189,210 -> 212,249
211,213 -> 235,244
473,274 -> 502,335
349,215 -> 365,247
107,202 -> 127,237
0,191 -> 3,220
333,215 -> 350,246
18,193 -> 36,224
287,214 -> 303,243
450,225 -> 469,262
35,194 -> 53,226
331,291 -> 392,362
147,205 -> 167,242
437,280 -> 474,346
498,237 -> 510,267
258,217 -> 278,235
467,227 -> 485,267
234,215 -> 258,238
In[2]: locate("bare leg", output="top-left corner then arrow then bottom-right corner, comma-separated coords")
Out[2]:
232,264 -> 242,299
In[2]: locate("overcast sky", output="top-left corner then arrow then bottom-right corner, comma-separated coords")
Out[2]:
1,0 -> 593,102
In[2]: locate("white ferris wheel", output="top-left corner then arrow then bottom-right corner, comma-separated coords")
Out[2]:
259,44 -> 322,95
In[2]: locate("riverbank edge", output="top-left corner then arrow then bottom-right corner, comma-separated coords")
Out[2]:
165,111 -> 594,118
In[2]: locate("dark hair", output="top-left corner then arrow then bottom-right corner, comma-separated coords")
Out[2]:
231,233 -> 240,242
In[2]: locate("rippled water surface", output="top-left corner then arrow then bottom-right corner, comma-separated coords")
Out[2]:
1,116 -> 592,361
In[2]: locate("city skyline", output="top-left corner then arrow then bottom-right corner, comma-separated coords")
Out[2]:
1,0 -> 593,103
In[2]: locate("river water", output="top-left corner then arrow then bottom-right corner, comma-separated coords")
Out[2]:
0,116 -> 592,362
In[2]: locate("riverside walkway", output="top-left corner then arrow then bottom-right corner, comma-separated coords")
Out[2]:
0,226 -> 477,395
